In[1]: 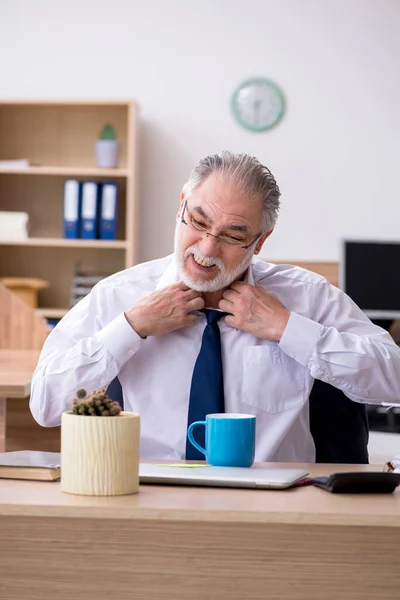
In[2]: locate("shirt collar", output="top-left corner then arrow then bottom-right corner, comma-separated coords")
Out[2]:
155,255 -> 180,290
155,253 -> 256,291
245,262 -> 255,286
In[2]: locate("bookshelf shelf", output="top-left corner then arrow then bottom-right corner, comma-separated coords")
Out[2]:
0,238 -> 129,249
36,308 -> 69,319
0,166 -> 130,177
0,99 -> 138,317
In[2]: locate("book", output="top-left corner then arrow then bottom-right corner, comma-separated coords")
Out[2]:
80,181 -> 100,239
0,159 -> 30,169
0,211 -> 28,241
63,179 -> 81,239
0,451 -> 61,481
99,182 -> 118,240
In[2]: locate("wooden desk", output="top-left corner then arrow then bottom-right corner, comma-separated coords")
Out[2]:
0,463 -> 399,599
0,350 -> 40,451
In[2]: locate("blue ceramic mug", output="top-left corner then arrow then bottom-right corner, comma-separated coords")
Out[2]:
187,413 -> 256,467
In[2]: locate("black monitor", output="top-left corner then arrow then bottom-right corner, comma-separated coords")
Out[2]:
340,240 -> 400,320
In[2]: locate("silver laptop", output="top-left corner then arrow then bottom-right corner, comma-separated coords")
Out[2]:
139,462 -> 308,490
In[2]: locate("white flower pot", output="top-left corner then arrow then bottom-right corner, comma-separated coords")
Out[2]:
61,411 -> 140,496
95,140 -> 119,168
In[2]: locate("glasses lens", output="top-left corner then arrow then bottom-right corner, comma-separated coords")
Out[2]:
187,210 -> 251,247
190,215 -> 208,232
219,235 -> 242,246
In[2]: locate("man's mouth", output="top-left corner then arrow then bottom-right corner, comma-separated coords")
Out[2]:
191,254 -> 217,269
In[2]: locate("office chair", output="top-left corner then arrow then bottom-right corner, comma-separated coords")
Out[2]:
106,375 -> 369,464
309,378 -> 369,464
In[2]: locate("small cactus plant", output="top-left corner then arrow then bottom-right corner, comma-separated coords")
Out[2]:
71,388 -> 122,416
99,124 -> 116,140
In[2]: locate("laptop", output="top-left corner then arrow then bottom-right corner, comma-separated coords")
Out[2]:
139,462 -> 309,490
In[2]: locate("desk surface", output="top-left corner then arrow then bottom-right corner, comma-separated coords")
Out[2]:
0,349 -> 40,397
0,462 -> 399,527
1,462 -> 400,599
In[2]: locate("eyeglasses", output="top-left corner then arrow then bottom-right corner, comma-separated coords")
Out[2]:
180,199 -> 262,249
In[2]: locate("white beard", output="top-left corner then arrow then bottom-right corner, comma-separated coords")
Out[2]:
174,222 -> 254,292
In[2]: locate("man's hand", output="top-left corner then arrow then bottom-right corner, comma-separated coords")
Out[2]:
125,282 -> 205,338
219,282 -> 290,341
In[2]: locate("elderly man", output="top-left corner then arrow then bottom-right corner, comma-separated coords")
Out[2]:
30,151 -> 400,462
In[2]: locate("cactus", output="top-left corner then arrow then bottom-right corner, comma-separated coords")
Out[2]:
99,124 -> 116,140
71,388 -> 122,416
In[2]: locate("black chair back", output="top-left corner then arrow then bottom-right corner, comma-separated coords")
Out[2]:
309,378 -> 369,464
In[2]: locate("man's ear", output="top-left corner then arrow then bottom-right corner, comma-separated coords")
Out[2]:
176,192 -> 185,222
254,230 -> 273,255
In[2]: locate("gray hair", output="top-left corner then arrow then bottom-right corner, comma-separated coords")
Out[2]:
182,151 -> 281,232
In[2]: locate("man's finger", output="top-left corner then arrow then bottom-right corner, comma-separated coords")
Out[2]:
229,281 -> 248,292
183,314 -> 199,327
187,297 -> 205,312
254,283 -> 270,296
184,288 -> 203,299
219,299 -> 234,313
175,281 -> 190,291
224,315 -> 236,328
222,289 -> 237,301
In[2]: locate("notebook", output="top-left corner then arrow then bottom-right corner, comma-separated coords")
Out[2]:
0,451 -> 61,481
139,462 -> 309,489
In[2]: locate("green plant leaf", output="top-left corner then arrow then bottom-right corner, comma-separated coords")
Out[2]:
99,124 -> 116,140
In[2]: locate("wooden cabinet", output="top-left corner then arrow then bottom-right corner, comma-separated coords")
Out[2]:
0,100 -> 138,319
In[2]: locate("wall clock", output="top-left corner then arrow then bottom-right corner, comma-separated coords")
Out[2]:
231,77 -> 285,132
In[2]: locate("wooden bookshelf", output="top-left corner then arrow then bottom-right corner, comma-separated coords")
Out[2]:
36,308 -> 68,319
0,238 -> 129,249
0,166 -> 131,177
0,100 -> 138,317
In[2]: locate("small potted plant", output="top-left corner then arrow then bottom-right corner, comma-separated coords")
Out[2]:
95,123 -> 119,168
61,388 -> 140,496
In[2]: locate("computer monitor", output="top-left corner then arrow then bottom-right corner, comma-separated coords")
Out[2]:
340,239 -> 400,320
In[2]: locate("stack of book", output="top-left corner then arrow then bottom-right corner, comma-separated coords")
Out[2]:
70,265 -> 110,308
0,211 -> 28,241
0,450 -> 61,481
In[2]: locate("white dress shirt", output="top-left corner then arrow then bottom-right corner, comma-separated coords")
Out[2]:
30,254 -> 400,462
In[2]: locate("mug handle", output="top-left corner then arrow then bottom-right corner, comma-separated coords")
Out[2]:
187,421 -> 206,456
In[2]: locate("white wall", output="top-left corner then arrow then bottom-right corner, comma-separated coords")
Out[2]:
1,0 -> 400,263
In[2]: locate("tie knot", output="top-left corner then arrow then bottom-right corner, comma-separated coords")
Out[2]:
202,308 -> 227,325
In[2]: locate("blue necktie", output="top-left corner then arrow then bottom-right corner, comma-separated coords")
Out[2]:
185,309 -> 226,460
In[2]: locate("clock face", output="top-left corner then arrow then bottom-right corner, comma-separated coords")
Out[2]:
231,78 -> 285,132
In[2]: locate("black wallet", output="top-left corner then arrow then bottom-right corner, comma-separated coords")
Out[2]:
311,471 -> 400,494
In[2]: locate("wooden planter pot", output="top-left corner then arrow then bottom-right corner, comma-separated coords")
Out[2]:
61,411 -> 140,496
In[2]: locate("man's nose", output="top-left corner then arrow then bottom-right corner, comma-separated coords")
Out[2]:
198,232 -> 221,256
